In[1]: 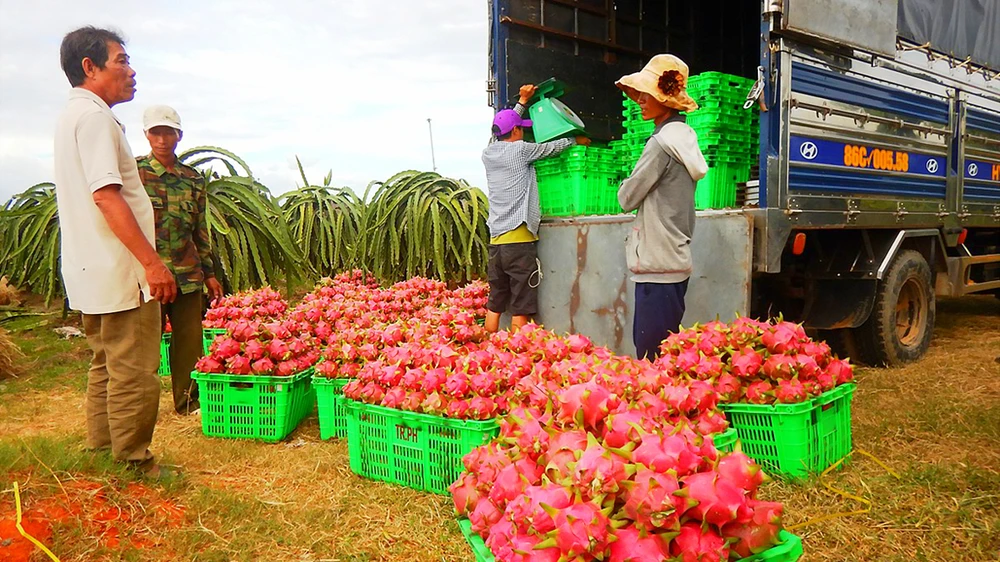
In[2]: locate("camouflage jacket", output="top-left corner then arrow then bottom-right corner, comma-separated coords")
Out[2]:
136,154 -> 215,294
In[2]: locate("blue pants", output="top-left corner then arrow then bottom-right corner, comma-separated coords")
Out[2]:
633,280 -> 689,360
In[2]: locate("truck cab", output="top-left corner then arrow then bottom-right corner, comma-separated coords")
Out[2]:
489,0 -> 1000,365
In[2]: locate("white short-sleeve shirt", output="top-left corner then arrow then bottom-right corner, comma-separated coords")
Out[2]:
54,88 -> 156,315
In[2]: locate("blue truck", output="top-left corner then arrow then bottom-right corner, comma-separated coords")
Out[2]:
489,0 -> 1000,365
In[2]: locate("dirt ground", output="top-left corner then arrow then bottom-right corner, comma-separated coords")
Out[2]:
1,296 -> 998,561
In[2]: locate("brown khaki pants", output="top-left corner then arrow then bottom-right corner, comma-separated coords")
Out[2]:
82,299 -> 161,468
162,289 -> 203,414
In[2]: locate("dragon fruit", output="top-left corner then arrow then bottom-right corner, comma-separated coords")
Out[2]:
212,337 -> 241,360
631,433 -> 702,476
469,372 -> 498,395
566,334 -> 594,354
251,357 -> 275,375
692,353 -> 724,380
678,471 -> 752,527
266,338 -> 291,361
793,353 -> 820,378
721,500 -> 784,558
602,409 -> 650,449
380,387 -> 407,409
242,339 -> 266,360
502,483 -> 572,535
715,452 -> 766,495
400,390 -> 426,412
712,373 -> 741,401
536,500 -> 613,558
543,429 -> 588,480
421,368 -> 448,394
467,395 -> 497,420
745,380 -> 773,404
504,410 -> 550,458
761,354 -> 796,380
487,462 -> 541,513
693,410 -> 729,436
572,434 -> 634,496
469,498 -> 504,533
225,355 -> 251,375
446,399 -> 470,418
621,467 -> 686,531
502,534 -> 561,562
730,347 -> 763,378
543,339 -> 570,362
670,523 -> 730,562
400,368 -> 424,391
443,373 -> 470,397
195,356 -> 224,373
774,379 -> 808,404
608,525 -> 672,562
761,322 -> 805,355
274,360 -> 299,377
825,358 -> 854,384
557,382 -> 615,431
448,471 -> 481,516
687,380 -> 719,412
420,392 -> 445,414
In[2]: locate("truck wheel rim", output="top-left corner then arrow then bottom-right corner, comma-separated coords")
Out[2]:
895,278 -> 926,347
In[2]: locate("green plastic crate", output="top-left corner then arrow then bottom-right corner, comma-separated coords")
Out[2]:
159,333 -> 171,377
720,384 -> 856,480
625,120 -> 655,136
537,172 -> 621,217
345,400 -> 499,495
202,328 -> 227,355
743,530 -> 804,562
314,376 -> 352,440
714,427 -> 738,453
459,518 -> 802,562
688,71 -> 756,91
697,163 -> 751,210
192,368 -> 316,443
536,147 -> 622,217
459,518 -> 495,562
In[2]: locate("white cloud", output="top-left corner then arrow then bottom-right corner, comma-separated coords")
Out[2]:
0,0 -> 494,202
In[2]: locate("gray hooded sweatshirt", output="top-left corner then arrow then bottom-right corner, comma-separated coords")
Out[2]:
617,115 -> 708,284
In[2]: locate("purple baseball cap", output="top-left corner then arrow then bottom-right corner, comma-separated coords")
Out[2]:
493,109 -> 532,136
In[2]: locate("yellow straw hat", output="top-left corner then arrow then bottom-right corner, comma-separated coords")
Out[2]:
616,54 -> 698,113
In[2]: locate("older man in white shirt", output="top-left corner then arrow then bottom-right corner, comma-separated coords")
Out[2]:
54,26 -> 177,479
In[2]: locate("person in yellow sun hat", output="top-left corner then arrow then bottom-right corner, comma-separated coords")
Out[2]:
616,54 -> 708,360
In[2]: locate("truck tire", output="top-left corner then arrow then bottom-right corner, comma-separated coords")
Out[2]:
853,250 -> 935,366
818,328 -> 860,362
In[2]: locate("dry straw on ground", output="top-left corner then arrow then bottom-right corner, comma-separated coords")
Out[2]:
0,327 -> 25,379
0,276 -> 19,306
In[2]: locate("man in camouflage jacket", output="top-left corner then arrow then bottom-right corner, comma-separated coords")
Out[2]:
137,105 -> 223,415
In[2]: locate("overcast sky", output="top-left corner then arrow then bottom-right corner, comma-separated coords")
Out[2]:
0,0 -> 494,202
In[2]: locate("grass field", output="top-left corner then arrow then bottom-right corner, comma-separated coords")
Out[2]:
1,297 -> 998,561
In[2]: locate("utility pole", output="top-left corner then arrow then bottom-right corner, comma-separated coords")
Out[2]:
427,118 -> 437,172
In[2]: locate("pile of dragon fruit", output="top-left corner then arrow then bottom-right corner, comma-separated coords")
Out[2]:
202,286 -> 288,329
340,324 -> 596,420
657,317 -> 855,405
194,318 -> 321,376
450,353 -> 781,562
195,274 -> 490,379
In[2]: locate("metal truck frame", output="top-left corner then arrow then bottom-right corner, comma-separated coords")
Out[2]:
489,0 -> 1000,365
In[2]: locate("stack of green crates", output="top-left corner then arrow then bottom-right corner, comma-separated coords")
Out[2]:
535,145 -> 621,217
685,72 -> 759,209
158,333 -> 171,376
619,94 -> 651,175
